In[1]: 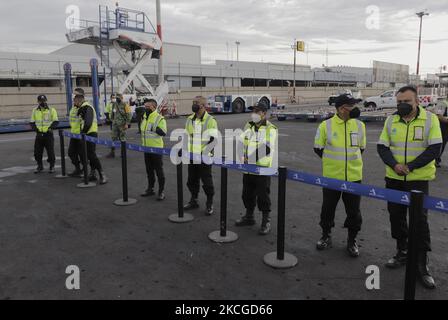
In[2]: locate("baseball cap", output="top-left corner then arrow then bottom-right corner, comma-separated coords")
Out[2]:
248,101 -> 269,112
334,93 -> 362,108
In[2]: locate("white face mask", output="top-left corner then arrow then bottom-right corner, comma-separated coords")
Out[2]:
251,113 -> 262,123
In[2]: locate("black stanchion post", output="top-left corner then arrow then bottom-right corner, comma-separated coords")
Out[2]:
114,141 -> 137,206
169,161 -> 194,223
55,129 -> 68,179
77,133 -> 96,188
404,190 -> 424,300
208,166 -> 238,243
263,166 -> 298,269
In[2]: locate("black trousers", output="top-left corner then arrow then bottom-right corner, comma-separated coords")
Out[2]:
34,132 -> 55,167
79,133 -> 103,172
144,153 -> 165,193
320,181 -> 362,236
187,163 -> 214,201
68,138 -> 82,168
385,178 -> 431,252
242,174 -> 271,213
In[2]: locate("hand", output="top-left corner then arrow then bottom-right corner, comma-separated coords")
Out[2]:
402,165 -> 410,175
394,164 -> 409,176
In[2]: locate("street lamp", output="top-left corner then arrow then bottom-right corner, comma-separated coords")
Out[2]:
235,41 -> 240,62
416,11 -> 429,76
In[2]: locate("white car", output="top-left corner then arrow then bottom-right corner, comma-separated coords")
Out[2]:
364,90 -> 438,109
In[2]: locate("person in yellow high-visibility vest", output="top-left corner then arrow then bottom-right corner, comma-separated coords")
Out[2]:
104,94 -> 116,128
377,86 -> 442,289
30,94 -> 59,173
140,98 -> 167,201
67,102 -> 83,177
428,93 -> 448,167
73,88 -> 107,185
235,101 -> 277,235
183,96 -> 218,215
314,93 -> 366,257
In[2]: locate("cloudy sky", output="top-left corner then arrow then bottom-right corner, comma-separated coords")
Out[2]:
2,0 -> 447,74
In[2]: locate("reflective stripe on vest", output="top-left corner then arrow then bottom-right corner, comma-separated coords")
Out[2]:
81,102 -> 98,134
186,114 -> 214,153
69,107 -> 81,134
243,122 -> 276,168
384,107 -> 437,181
32,108 -> 55,132
322,116 -> 364,181
141,112 -> 164,148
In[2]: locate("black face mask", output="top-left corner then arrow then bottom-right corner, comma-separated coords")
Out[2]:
116,98 -> 122,103
397,103 -> 413,117
192,104 -> 200,113
349,107 -> 361,119
39,102 -> 48,108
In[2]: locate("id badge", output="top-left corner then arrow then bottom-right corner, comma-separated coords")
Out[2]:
147,123 -> 153,132
350,132 -> 359,147
44,113 -> 50,121
414,126 -> 424,141
194,121 -> 202,133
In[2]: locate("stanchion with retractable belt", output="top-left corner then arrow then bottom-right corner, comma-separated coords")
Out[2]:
208,166 -> 238,243
168,160 -> 194,223
55,129 -> 68,179
404,190 -> 424,301
77,133 -> 96,188
264,166 -> 298,269
114,140 -> 137,206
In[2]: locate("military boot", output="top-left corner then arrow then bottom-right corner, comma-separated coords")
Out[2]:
259,212 -> 271,235
386,239 -> 408,269
235,210 -> 256,226
316,232 -> 332,250
418,252 -> 436,289
184,198 -> 199,210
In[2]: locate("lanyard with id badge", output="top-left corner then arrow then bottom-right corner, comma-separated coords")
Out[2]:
413,126 -> 424,141
350,131 -> 359,147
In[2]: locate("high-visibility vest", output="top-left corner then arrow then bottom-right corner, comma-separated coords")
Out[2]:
80,101 -> 98,134
140,111 -> 166,148
185,112 -> 218,154
69,106 -> 81,134
30,106 -> 59,133
378,106 -> 442,181
105,102 -> 113,114
315,115 -> 366,182
241,121 -> 277,168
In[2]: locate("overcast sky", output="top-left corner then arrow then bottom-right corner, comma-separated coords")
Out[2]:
1,0 -> 447,74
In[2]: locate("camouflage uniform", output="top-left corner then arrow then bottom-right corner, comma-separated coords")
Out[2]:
107,101 -> 132,158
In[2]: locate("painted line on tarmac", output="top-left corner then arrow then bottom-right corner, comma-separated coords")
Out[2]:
0,137 -> 35,143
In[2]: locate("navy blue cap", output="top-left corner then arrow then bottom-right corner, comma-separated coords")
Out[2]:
335,93 -> 362,108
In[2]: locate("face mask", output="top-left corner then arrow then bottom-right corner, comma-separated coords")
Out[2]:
111,98 -> 116,103
397,103 -> 413,117
116,98 -> 122,103
39,102 -> 47,108
192,104 -> 200,113
251,113 -> 262,123
349,107 -> 361,119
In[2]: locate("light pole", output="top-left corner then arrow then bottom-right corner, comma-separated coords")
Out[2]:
291,39 -> 297,103
416,11 -> 429,76
156,0 -> 164,84
235,41 -> 240,62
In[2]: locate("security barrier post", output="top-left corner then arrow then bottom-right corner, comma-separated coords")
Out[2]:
208,166 -> 238,243
404,190 -> 424,300
169,162 -> 193,223
55,129 -> 68,179
263,166 -> 298,269
114,141 -> 137,206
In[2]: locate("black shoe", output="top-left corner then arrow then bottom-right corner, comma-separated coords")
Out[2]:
347,238 -> 360,257
205,204 -> 214,215
157,192 -> 165,201
183,199 -> 199,210
418,253 -> 436,289
259,221 -> 271,235
385,250 -> 407,269
235,214 -> 256,226
316,235 -> 332,250
34,166 -> 44,174
68,168 -> 83,178
98,171 -> 108,185
48,166 -> 55,174
141,189 -> 155,197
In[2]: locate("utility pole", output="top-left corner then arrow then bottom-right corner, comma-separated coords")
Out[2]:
156,0 -> 164,84
292,39 -> 297,103
416,11 -> 429,76
235,41 -> 240,62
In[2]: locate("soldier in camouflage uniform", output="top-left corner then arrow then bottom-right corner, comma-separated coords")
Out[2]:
106,93 -> 132,158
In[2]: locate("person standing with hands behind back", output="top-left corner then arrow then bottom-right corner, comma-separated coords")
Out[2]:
377,86 -> 442,289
